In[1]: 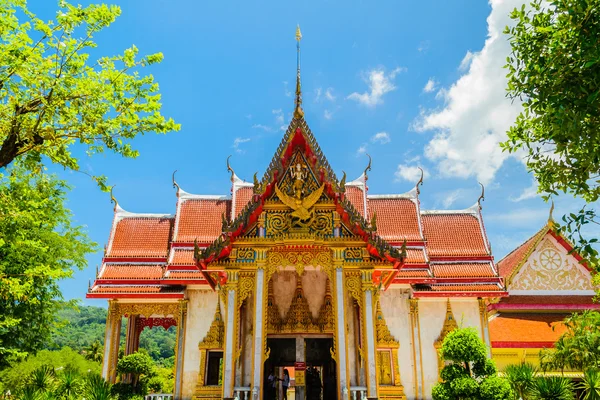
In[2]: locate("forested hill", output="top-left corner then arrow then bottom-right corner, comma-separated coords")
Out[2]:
48,305 -> 176,367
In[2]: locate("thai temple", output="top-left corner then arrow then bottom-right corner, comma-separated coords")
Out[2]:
87,28 -> 594,400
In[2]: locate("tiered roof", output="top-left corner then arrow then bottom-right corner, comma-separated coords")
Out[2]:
87,35 -> 506,299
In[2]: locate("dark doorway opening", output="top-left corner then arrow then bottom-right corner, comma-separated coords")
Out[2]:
264,339 -> 295,400
306,338 -> 337,400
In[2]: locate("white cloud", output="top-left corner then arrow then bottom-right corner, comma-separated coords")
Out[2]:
510,180 -> 539,202
459,51 -> 475,71
418,40 -> 430,53
394,164 -> 429,183
423,78 -> 437,93
325,87 -> 336,101
439,189 -> 465,209
413,0 -> 524,184
371,132 -> 391,144
324,110 -> 333,120
283,81 -> 291,97
252,124 -> 273,132
233,137 -> 251,153
356,143 -> 368,156
272,109 -> 284,125
347,67 -> 405,107
314,87 -> 322,102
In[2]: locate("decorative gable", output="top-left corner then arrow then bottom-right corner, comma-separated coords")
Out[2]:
510,234 -> 593,293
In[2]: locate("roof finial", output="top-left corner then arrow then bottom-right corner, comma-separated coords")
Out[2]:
416,167 -> 424,195
293,25 -> 304,119
364,153 -> 372,180
477,182 -> 485,208
172,170 -> 180,191
226,155 -> 235,183
548,200 -> 555,224
110,185 -> 118,210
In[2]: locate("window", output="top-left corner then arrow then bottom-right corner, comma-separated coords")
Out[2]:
206,351 -> 223,386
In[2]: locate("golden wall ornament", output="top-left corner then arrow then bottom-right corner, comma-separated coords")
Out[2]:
237,273 -> 255,308
265,247 -> 333,282
434,300 -> 458,379
199,300 -> 225,349
117,303 -> 179,319
345,272 -> 363,308
375,301 -> 399,348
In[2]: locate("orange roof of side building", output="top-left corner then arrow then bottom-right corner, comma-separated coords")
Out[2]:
489,313 -> 568,348
173,192 -> 231,243
368,191 -> 423,243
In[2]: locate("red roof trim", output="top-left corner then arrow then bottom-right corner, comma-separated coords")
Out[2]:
389,241 -> 426,247
414,291 -> 509,298
429,256 -> 494,262
166,265 -> 198,271
549,230 -> 589,269
95,279 -> 162,285
86,293 -> 184,299
489,303 -> 600,311
491,341 -> 555,349
103,257 -> 167,263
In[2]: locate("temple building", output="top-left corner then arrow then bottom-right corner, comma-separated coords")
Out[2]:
88,28 -> 508,400
489,211 -> 597,373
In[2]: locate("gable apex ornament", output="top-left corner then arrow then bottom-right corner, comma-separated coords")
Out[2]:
294,25 -> 304,119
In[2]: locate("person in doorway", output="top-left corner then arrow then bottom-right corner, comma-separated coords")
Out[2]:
267,369 -> 277,400
282,369 -> 290,400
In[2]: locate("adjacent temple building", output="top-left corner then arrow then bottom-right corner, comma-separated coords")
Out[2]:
87,28 -> 595,400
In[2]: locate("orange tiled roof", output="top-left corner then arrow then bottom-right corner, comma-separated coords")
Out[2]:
498,226 -> 547,280
170,248 -> 195,265
489,313 -> 568,344
175,198 -> 231,243
422,213 -> 489,258
432,262 -> 496,278
108,217 -> 173,258
166,270 -> 205,279
396,269 -> 431,278
369,197 -> 422,242
93,285 -> 163,293
405,248 -> 427,264
234,187 -> 254,218
345,186 -> 366,216
100,264 -> 164,279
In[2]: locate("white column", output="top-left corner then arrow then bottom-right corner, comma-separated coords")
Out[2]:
363,289 -> 378,398
102,300 -> 121,383
335,267 -> 350,399
410,299 -> 424,400
251,267 -> 266,397
223,279 -> 238,399
174,300 -> 188,399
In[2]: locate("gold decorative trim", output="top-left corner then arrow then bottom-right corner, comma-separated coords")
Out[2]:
434,300 -> 458,380
199,300 -> 225,349
116,302 -> 179,319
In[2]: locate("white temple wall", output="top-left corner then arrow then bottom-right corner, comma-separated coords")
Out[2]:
181,289 -> 218,399
418,298 -> 482,399
379,289 -> 415,400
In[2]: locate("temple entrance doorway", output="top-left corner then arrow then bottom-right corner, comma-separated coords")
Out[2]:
263,337 -> 337,400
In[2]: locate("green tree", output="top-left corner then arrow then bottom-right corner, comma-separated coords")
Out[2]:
532,377 -> 574,400
84,374 -> 114,400
83,341 -> 103,364
115,351 -> 155,396
503,0 -> 600,268
505,363 -> 537,400
0,0 -> 179,187
432,327 -> 513,400
0,165 -> 96,365
540,311 -> 600,371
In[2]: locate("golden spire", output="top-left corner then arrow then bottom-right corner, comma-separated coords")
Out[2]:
294,25 -> 304,119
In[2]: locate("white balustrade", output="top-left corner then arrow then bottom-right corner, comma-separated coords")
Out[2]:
233,386 -> 252,400
350,386 -> 367,400
145,395 -> 173,400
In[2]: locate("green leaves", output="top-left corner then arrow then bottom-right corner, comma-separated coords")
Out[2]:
432,327 -> 512,400
0,0 -> 180,189
503,0 -> 600,270
0,163 -> 96,365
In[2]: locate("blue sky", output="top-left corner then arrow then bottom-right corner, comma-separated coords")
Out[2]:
28,0 -> 595,303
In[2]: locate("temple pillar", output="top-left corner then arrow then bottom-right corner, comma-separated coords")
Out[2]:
124,314 -> 139,356
479,299 -> 491,357
296,336 -> 306,400
222,271 -> 239,399
174,300 -> 188,400
409,299 -> 424,400
361,271 -> 378,400
251,254 -> 267,400
102,300 -> 122,383
333,250 -> 350,400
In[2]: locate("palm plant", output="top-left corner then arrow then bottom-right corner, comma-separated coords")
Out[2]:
505,363 -> 537,399
19,386 -> 41,400
531,376 -> 574,400
55,368 -> 82,399
579,369 -> 600,400
84,374 -> 114,400
84,341 -> 104,364
30,366 -> 55,393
